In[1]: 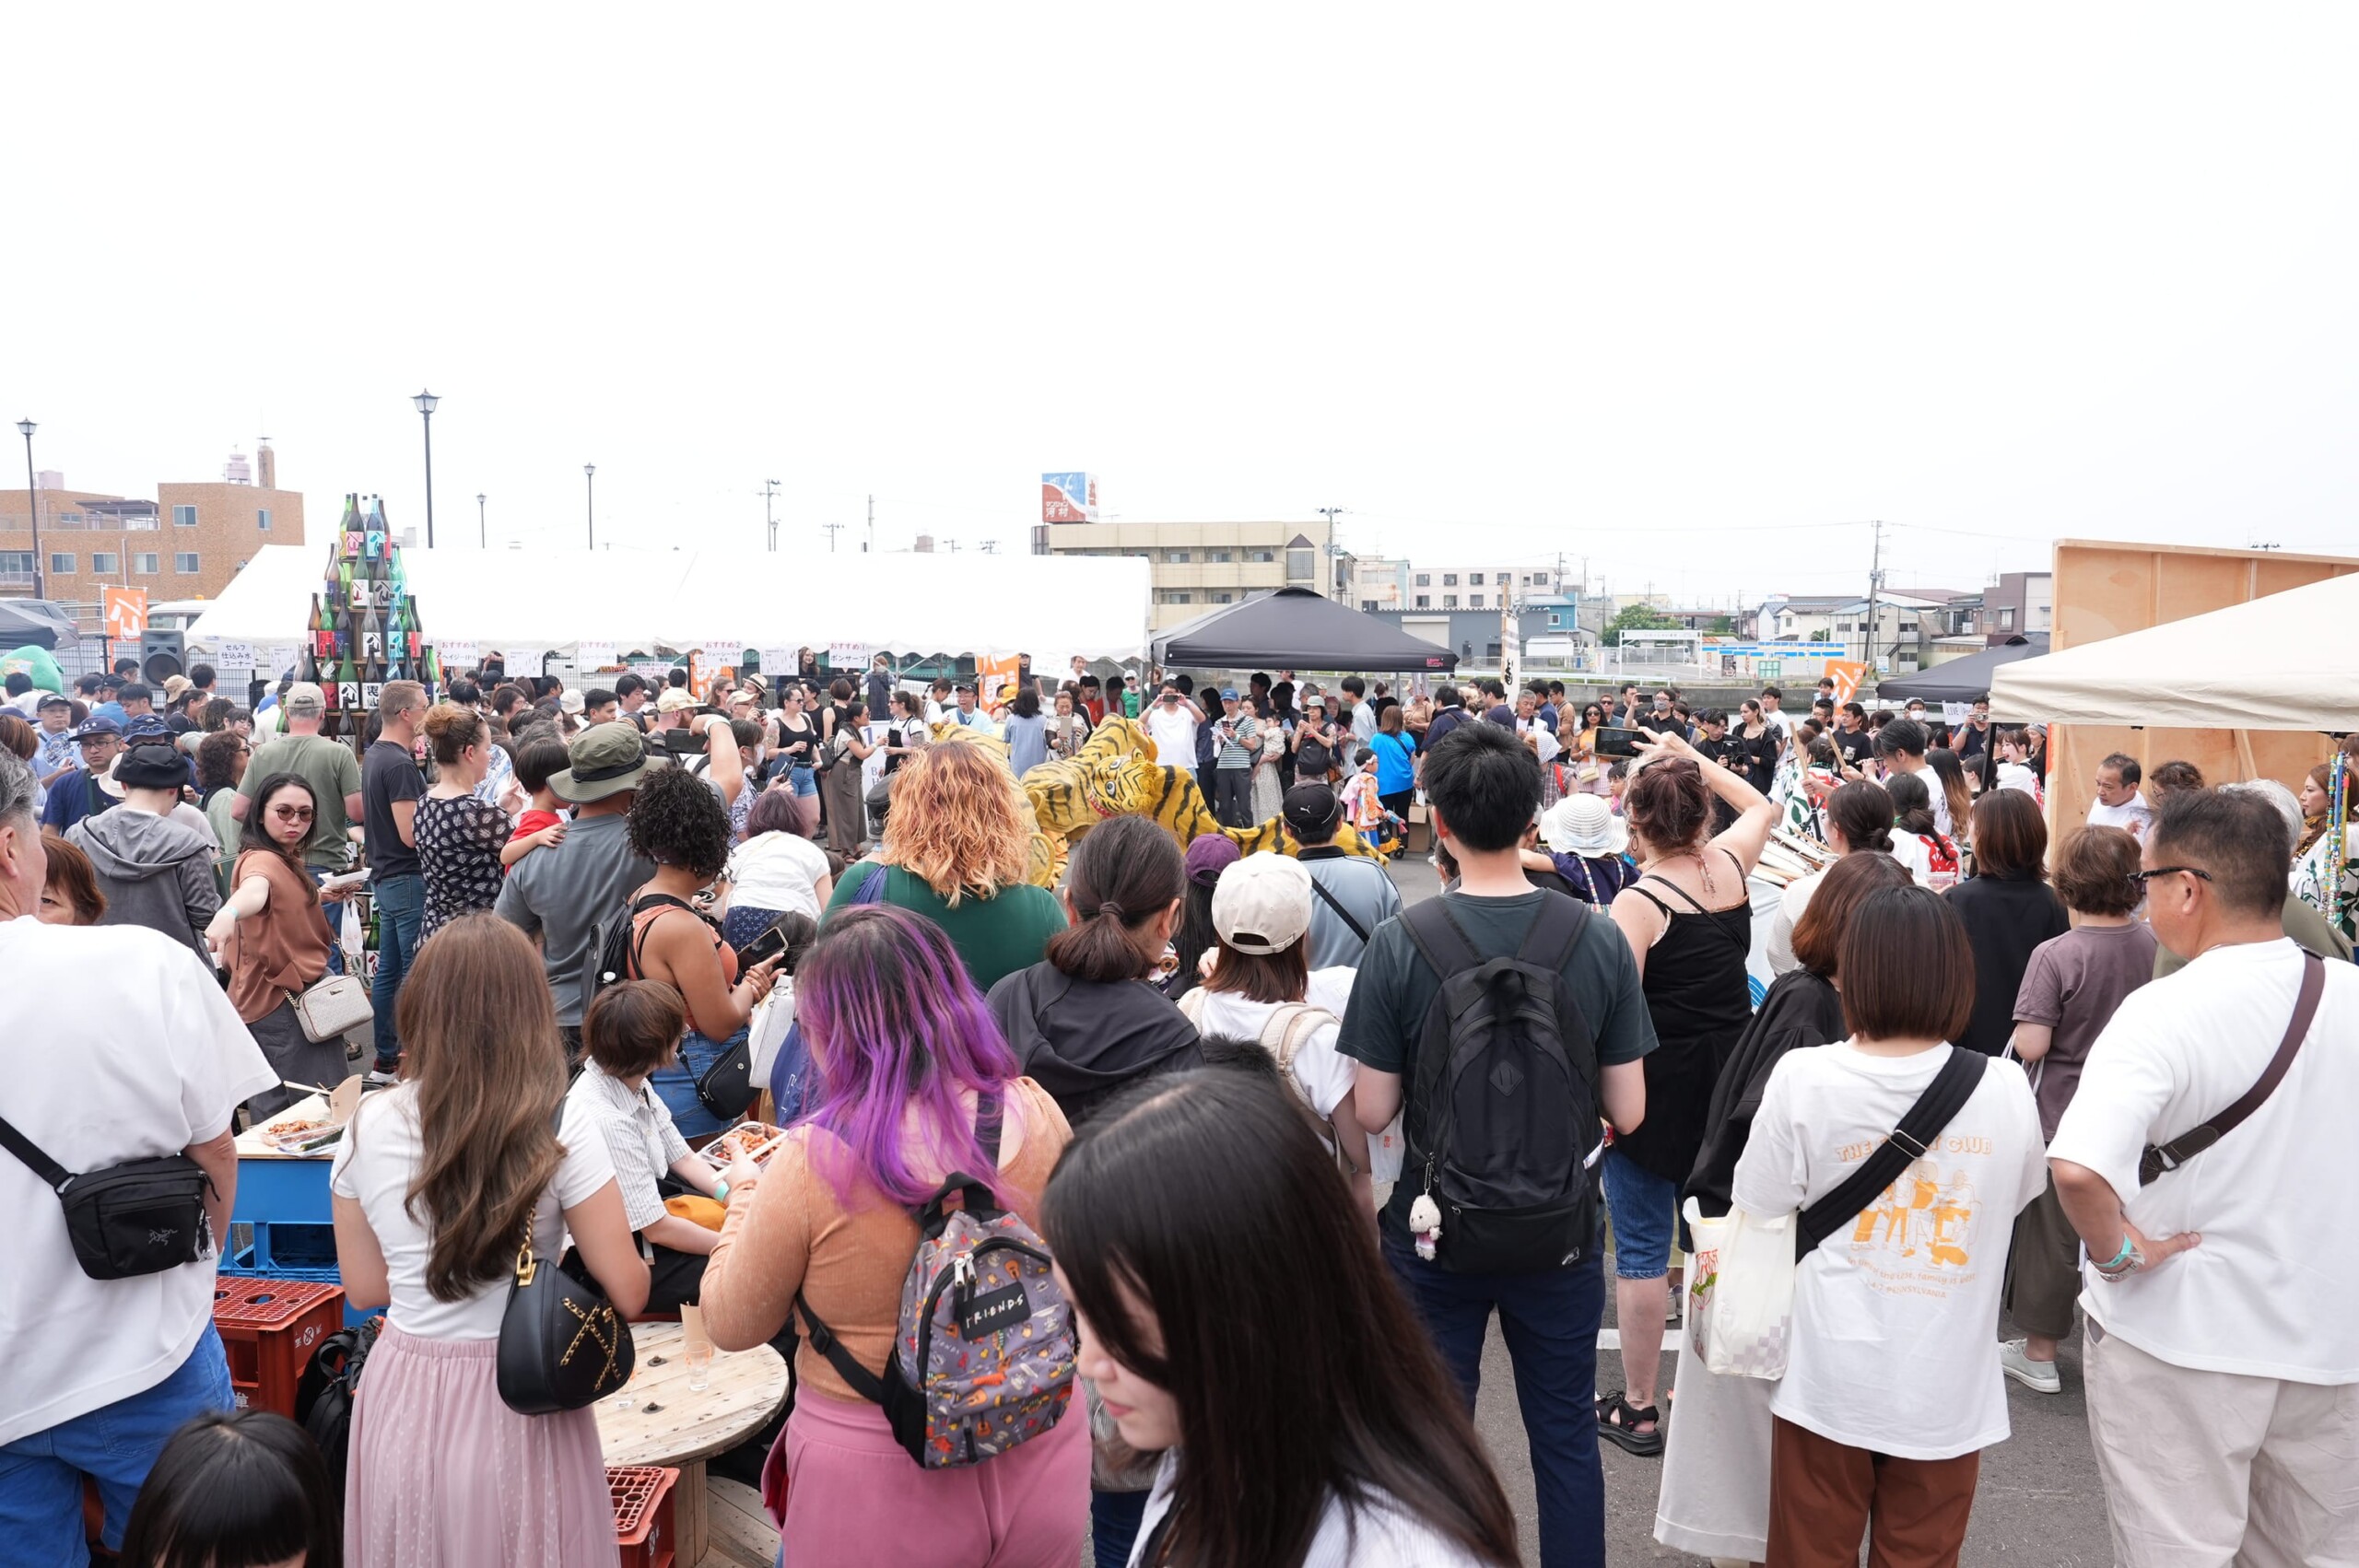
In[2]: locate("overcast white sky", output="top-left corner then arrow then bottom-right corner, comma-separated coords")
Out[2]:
8,6 -> 2356,607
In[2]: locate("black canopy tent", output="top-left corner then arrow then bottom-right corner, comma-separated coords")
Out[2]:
1152,588 -> 1458,673
0,598 -> 82,650
1873,637 -> 2046,705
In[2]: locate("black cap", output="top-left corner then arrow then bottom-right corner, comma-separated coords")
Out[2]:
1283,781 -> 1341,839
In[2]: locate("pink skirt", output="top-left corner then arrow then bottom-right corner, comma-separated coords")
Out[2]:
778,1388 -> 1088,1566
346,1323 -> 619,1568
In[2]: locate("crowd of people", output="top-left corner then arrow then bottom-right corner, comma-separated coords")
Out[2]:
2,649 -> 2354,1568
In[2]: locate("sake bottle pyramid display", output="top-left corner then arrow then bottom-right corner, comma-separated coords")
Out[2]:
296,493 -> 442,748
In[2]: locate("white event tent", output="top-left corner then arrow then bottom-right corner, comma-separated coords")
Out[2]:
1990,570 -> 2359,732
183,545 -> 1153,668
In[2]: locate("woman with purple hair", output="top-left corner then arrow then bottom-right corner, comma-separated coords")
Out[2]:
697,904 -> 1089,1563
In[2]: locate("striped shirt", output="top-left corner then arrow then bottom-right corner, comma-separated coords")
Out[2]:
1215,713 -> 1261,768
565,1059 -> 693,1234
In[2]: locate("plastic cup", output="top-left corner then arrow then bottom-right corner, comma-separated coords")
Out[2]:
686,1341 -> 713,1392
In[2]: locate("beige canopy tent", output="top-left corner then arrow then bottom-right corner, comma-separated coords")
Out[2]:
1996,542 -> 2353,825
1990,570 -> 2359,732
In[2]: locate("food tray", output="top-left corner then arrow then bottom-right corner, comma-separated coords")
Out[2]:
704,1119 -> 789,1167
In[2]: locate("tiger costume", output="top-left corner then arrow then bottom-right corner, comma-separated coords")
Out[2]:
932,712 -> 1381,885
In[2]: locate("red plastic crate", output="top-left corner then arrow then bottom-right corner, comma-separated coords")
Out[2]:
609,1467 -> 679,1568
213,1276 -> 346,1419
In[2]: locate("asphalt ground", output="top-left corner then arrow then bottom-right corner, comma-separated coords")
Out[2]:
1382,852 -> 2115,1566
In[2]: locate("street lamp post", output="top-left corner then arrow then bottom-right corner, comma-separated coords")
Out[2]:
412,391 -> 439,547
584,464 -> 596,550
16,419 -> 41,600
475,493 -> 487,548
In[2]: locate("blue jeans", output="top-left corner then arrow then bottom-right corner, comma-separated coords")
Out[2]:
784,764 -> 816,798
370,872 -> 426,1071
651,1026 -> 742,1140
1383,1226 -> 1607,1568
0,1323 -> 233,1563
1601,1148 -> 1677,1281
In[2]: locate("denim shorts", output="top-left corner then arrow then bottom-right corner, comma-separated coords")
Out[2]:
1601,1147 -> 1678,1281
783,765 -> 817,799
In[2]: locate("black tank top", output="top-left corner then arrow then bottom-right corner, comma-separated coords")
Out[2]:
1612,848 -> 1755,1185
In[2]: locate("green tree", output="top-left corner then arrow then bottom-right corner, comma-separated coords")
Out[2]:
1602,603 -> 1677,646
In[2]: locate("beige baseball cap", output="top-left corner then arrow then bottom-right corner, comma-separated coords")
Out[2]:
1211,852 -> 1314,956
282,682 -> 326,717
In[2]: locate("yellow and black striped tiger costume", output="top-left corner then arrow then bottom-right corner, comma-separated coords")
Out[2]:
934,713 -> 1381,886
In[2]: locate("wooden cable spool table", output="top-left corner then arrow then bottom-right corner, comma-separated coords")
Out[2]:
597,1322 -> 789,1567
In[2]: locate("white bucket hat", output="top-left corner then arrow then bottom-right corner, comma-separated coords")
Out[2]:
1541,793 -> 1628,859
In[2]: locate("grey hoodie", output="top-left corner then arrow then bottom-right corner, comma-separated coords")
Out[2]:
68,805 -> 222,961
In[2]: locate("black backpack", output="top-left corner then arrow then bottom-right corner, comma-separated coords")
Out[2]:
1399,893 -> 1602,1273
584,892 -> 698,1009
295,1318 -> 380,1488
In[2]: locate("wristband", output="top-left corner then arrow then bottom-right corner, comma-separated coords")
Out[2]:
2094,1236 -> 2137,1273
712,1178 -> 730,1203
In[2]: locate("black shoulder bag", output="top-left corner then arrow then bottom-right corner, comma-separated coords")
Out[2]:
1792,1046 -> 1986,1260
495,1101 -> 637,1413
0,1114 -> 216,1281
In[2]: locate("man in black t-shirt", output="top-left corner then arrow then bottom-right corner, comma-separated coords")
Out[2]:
1338,722 -> 1653,1567
361,682 -> 428,1082
1833,702 -> 1873,767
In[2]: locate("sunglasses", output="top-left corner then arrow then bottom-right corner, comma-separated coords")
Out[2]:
2130,866 -> 2212,887
270,805 -> 316,823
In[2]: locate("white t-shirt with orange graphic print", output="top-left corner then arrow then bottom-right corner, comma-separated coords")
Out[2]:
1732,1042 -> 2047,1461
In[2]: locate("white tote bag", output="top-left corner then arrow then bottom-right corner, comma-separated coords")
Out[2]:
1684,1196 -> 1799,1381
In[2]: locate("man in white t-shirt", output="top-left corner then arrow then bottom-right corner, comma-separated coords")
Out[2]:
0,753 -> 277,1561
2085,753 -> 2156,840
1142,681 -> 1202,766
1757,683 -> 1792,744
2048,789 -> 2359,1567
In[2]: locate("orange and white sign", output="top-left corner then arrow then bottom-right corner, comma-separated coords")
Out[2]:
101,586 -> 148,641
976,654 -> 1025,706
1823,659 -> 1867,706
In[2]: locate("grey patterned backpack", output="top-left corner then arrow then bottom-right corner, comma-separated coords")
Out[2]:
796,1092 -> 1078,1468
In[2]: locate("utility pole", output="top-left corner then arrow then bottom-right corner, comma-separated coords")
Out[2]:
820,516 -> 845,552
762,479 -> 780,552
980,540 -> 999,555
1865,518 -> 1885,669
944,537 -> 959,554
866,494 -> 874,553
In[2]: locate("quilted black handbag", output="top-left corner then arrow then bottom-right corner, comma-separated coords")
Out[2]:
494,1104 -> 635,1414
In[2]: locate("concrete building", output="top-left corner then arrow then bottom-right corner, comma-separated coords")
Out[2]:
0,441 -> 304,603
1035,518 -> 1339,630
1341,553 -> 1410,613
1401,562 -> 1562,613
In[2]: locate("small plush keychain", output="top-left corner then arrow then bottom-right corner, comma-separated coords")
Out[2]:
1408,1192 -> 1443,1260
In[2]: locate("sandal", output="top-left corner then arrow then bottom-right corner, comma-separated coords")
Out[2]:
1595,1390 -> 1664,1457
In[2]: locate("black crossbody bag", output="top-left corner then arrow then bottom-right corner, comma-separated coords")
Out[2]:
1793,1046 -> 1986,1260
0,1114 -> 217,1281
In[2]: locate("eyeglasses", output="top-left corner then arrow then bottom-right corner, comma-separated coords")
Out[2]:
270,806 -> 315,823
2131,866 -> 2212,887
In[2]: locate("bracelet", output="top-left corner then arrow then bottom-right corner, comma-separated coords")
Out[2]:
2094,1236 -> 2135,1271
712,1178 -> 730,1203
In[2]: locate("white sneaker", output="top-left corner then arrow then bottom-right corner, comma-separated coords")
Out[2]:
2000,1338 -> 2060,1394
364,1069 -> 400,1088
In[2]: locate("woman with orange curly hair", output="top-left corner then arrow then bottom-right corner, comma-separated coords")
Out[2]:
822,739 -> 1065,989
